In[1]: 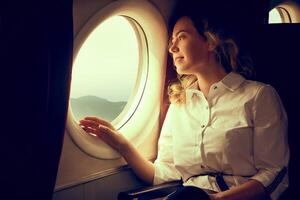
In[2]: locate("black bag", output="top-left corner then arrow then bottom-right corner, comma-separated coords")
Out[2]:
165,186 -> 211,200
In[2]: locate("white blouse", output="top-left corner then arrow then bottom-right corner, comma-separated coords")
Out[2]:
153,72 -> 289,200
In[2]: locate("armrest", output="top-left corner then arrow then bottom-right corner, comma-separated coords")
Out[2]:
118,180 -> 183,200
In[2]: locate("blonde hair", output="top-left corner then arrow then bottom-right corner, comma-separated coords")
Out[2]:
168,74 -> 197,104
168,27 -> 254,104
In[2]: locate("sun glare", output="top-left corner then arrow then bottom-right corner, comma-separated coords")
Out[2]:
71,16 -> 139,102
269,8 -> 283,24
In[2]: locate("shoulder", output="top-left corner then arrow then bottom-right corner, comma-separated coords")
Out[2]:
167,102 -> 184,113
241,79 -> 277,98
231,75 -> 283,107
243,80 -> 285,112
222,72 -> 275,97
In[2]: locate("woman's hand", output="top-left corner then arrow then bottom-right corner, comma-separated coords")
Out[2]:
79,116 -> 129,152
80,116 -> 155,184
208,179 -> 267,200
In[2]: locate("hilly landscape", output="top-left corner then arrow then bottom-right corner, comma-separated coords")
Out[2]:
70,95 -> 127,122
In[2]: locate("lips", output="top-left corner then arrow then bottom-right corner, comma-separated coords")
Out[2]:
174,56 -> 184,62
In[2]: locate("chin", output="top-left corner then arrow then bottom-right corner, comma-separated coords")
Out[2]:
176,67 -> 194,75
176,65 -> 188,74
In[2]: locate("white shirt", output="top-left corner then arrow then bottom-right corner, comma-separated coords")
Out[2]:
153,72 -> 289,200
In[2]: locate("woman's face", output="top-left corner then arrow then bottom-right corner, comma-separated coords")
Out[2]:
169,16 -> 213,75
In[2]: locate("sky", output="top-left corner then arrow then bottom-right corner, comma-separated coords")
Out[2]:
71,16 -> 139,102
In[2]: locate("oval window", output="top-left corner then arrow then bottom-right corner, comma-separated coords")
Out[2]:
269,7 -> 292,23
70,16 -> 140,123
66,0 -> 167,159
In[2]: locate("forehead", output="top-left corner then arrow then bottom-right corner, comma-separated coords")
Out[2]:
172,17 -> 196,36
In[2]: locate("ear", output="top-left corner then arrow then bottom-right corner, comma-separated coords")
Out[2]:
207,41 -> 216,51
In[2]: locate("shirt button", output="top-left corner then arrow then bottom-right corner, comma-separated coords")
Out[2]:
206,106 -> 209,110
201,125 -> 205,128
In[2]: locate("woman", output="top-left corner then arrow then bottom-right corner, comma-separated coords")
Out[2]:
79,14 -> 289,200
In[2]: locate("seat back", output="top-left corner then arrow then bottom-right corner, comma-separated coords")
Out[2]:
253,24 -> 300,199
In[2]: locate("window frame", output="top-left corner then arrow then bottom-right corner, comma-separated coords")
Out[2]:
66,0 -> 168,159
269,6 -> 292,23
268,1 -> 300,24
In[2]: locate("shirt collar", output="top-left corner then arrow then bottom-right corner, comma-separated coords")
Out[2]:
186,72 -> 245,92
220,72 -> 246,92
186,81 -> 202,101
185,72 -> 246,100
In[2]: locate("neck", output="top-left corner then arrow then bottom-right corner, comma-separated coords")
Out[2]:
195,63 -> 228,98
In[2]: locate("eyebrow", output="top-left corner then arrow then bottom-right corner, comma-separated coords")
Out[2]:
169,29 -> 190,50
172,29 -> 189,40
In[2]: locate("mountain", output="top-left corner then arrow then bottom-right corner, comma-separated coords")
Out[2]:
70,95 -> 127,122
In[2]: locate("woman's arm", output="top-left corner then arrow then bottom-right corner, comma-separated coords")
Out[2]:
209,179 -> 267,200
79,117 -> 155,184
120,138 -> 155,184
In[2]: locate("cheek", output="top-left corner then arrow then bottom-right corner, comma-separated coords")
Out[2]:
185,45 -> 202,61
191,44 -> 209,60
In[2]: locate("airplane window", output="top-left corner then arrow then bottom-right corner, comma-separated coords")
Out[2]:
70,16 -> 142,124
269,7 -> 292,23
66,0 -> 167,159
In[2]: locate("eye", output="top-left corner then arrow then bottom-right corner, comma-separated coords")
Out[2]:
178,34 -> 186,41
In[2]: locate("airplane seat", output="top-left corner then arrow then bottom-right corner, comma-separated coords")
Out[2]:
254,22 -> 299,200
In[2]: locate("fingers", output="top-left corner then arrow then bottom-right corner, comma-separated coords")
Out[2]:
80,123 -> 109,137
83,116 -> 114,130
79,119 -> 101,136
79,119 -> 99,129
79,121 -> 125,151
79,119 -> 113,137
98,125 -> 110,132
81,126 -> 98,137
83,124 -> 116,146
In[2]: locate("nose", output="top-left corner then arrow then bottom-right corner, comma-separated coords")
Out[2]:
169,41 -> 179,54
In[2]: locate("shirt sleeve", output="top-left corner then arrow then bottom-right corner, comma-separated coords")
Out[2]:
250,85 -> 290,199
153,104 -> 181,185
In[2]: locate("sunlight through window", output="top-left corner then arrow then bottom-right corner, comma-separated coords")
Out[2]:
70,16 -> 140,122
269,8 -> 282,23
269,7 -> 292,23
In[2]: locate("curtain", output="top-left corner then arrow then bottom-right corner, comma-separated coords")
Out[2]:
1,0 -> 73,199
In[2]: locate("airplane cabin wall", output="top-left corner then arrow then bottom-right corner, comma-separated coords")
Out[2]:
53,1 -> 177,199
53,0 -> 300,199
